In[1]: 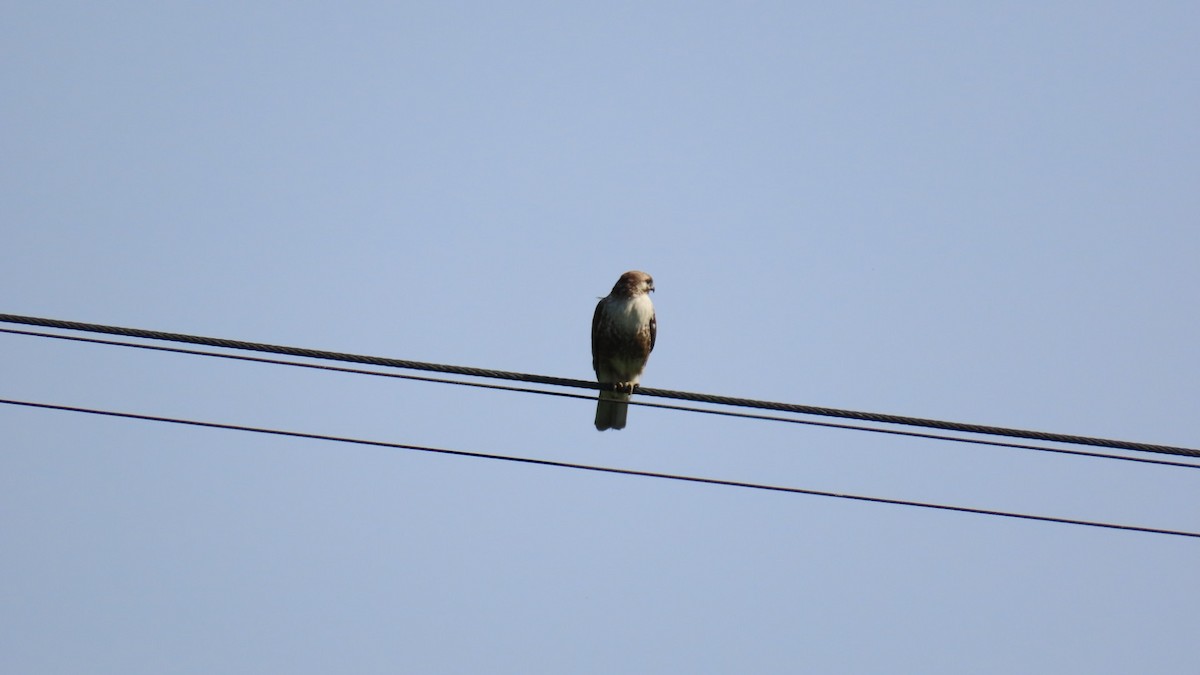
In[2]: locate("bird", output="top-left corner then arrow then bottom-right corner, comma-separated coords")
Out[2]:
591,270 -> 656,431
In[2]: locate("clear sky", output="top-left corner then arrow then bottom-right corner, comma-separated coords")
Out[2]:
3,2 -> 1198,673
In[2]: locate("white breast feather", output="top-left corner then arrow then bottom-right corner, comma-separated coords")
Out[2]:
597,293 -> 654,386
608,294 -> 654,332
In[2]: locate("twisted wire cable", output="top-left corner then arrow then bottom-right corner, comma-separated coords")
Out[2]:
2,313 -> 1195,458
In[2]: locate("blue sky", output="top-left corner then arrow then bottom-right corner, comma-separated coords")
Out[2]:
3,2 -> 1198,673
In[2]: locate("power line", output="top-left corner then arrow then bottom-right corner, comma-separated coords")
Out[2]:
5,326 -> 1200,472
3,397 -> 1196,540
1,313 -> 1196,459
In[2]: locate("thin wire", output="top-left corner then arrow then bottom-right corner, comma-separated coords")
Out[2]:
3,397 -> 1196,539
1,313 -> 1196,458
5,326 -> 1199,471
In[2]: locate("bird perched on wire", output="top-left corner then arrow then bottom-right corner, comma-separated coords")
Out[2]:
591,270 -> 657,431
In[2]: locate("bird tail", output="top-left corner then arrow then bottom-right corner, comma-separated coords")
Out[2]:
594,391 -> 630,431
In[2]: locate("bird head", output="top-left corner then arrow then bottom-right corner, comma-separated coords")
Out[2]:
615,270 -> 654,296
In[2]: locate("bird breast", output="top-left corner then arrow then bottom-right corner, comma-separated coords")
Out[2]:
608,294 -> 654,333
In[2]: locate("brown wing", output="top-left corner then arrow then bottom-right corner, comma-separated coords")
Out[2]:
648,311 -> 656,353
591,297 -> 607,375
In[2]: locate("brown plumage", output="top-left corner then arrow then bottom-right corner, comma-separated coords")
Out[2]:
591,270 -> 657,431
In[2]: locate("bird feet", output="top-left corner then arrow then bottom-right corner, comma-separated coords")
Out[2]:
614,381 -> 637,394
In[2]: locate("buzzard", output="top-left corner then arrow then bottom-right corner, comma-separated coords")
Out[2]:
591,270 -> 656,431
